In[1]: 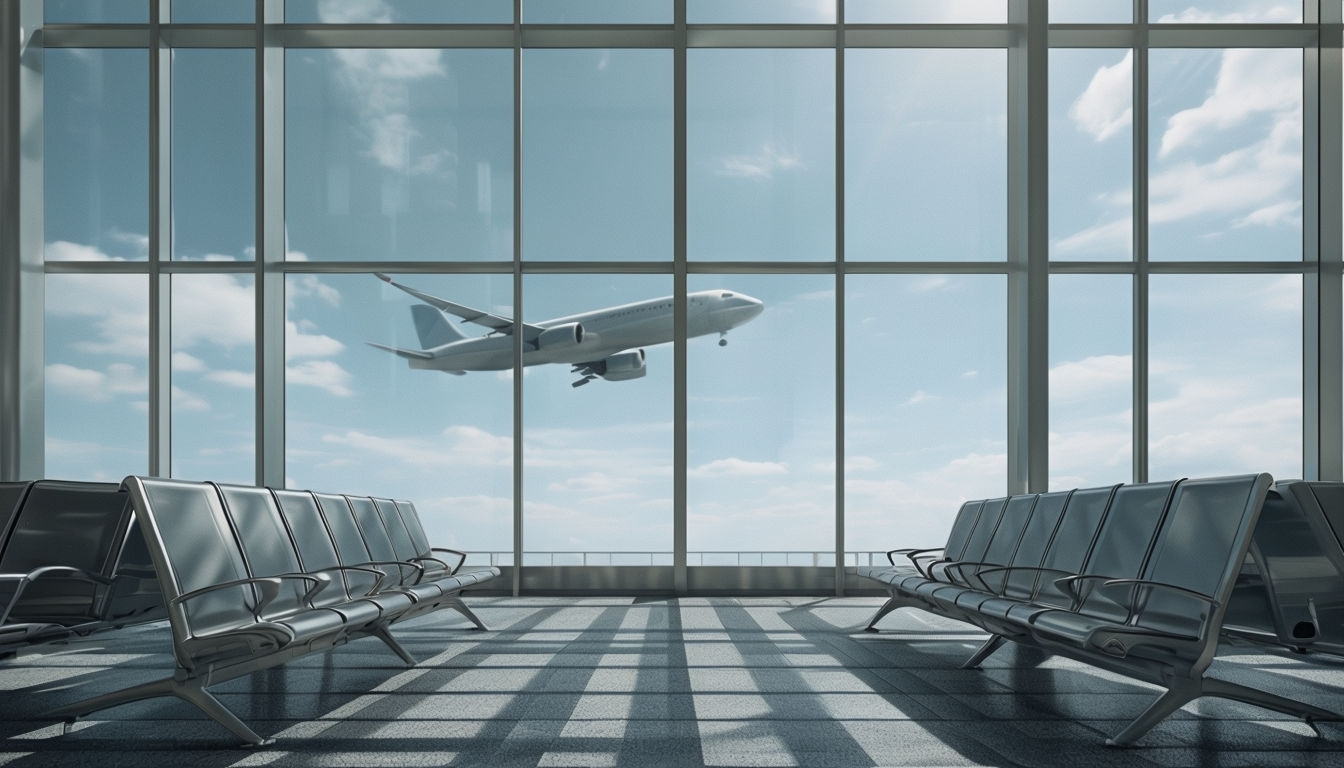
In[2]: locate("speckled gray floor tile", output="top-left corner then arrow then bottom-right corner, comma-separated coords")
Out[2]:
4,597 -> 1344,767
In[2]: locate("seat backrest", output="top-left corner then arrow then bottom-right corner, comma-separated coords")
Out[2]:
124,476 -> 256,643
937,497 -> 1008,580
0,480 -> 133,623
942,499 -> 989,562
954,494 -> 1038,587
344,495 -> 402,566
1070,479 -> 1180,622
0,481 -> 32,555
213,483 -> 313,617
271,488 -> 354,600
392,499 -> 434,557
1130,474 -> 1272,650
1029,484 -> 1119,608
996,490 -> 1072,600
312,491 -> 373,566
372,497 -> 421,562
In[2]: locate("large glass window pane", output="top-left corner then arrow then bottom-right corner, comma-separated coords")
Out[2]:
172,50 -> 254,261
689,0 -> 835,24
1149,49 -> 1302,262
525,0 -> 671,23
688,49 -> 834,262
171,275 -> 254,484
845,275 -> 1006,560
285,274 -> 514,563
1149,274 -> 1301,480
522,50 -> 672,262
1049,275 -> 1131,489
1049,1 -> 1131,23
286,49 -> 513,263
45,0 -> 147,23
45,274 -> 148,480
1150,2 -> 1302,23
286,0 -> 511,23
45,49 -> 149,262
172,0 -> 252,22
1051,49 -> 1132,261
845,0 -> 1005,24
523,274 -> 673,563
846,49 -> 1007,262
687,275 -> 831,564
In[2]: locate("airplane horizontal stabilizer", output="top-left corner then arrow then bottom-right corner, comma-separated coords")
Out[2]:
366,341 -> 435,360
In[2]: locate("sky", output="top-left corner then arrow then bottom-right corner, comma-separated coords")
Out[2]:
37,2 -> 1310,561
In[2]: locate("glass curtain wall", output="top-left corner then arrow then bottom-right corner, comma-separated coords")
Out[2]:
26,1 -> 1335,593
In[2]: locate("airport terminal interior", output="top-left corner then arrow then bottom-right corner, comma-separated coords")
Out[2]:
7,1 -> 1344,765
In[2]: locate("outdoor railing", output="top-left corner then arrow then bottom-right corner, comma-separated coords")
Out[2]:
463,551 -> 891,567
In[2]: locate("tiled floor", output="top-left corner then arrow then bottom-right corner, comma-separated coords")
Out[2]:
3,597 -> 1344,767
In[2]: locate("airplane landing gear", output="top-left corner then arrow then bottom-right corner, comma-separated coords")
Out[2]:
718,333 -> 728,347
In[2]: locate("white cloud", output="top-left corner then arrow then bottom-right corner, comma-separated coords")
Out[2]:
688,458 -> 788,479
1049,354 -> 1130,402
45,240 -> 120,262
172,274 -> 254,349
171,385 -> 211,413
715,140 -> 803,179
1159,49 -> 1300,159
44,362 -> 143,402
1156,6 -> 1300,23
172,352 -> 208,373
1069,51 -> 1132,142
205,369 -> 256,389
286,320 -> 346,360
321,424 -> 512,470
287,359 -> 354,397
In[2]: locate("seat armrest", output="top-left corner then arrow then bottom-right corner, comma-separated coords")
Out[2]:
0,566 -> 114,624
429,548 -> 468,575
171,573 -> 322,619
1097,578 -> 1220,610
357,559 -> 425,586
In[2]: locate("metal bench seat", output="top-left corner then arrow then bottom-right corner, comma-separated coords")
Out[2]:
49,476 -> 499,746
858,473 -> 1341,746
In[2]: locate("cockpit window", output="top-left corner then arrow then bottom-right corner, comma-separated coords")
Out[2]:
721,292 -> 734,298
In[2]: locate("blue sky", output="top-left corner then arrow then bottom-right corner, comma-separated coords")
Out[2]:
40,3 -> 1309,558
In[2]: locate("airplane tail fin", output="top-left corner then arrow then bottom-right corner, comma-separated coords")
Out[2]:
411,304 -> 468,349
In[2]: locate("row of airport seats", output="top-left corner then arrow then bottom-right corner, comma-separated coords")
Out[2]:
1,476 -> 499,746
856,473 -> 1343,747
0,480 -> 162,654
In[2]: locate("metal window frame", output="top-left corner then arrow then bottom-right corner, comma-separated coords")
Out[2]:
7,0 -> 1340,594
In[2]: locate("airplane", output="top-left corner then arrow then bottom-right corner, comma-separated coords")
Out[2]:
369,274 -> 765,387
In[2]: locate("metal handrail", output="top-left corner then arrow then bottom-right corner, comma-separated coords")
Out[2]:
464,551 -> 889,567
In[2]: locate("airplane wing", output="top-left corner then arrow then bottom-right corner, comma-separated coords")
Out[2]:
376,273 -> 543,339
366,341 -> 435,360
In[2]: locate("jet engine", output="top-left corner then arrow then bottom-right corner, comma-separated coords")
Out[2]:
599,349 -> 647,381
535,322 -> 585,351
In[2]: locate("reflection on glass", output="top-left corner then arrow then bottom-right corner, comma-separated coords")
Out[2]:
284,274 -> 515,561
689,49 -> 834,262
172,0 -> 252,23
688,275 -> 833,561
45,49 -> 149,262
523,50 -> 672,262
286,49 -> 513,262
1149,1 -> 1302,23
525,0 -> 671,23
1149,274 -> 1301,480
45,0 -> 147,23
844,275 -> 1006,558
286,0 -> 511,23
1048,0 -> 1131,23
1049,275 -> 1131,489
845,0 -> 1004,24
45,274 -> 148,481
522,275 -> 673,560
846,49 -> 1007,261
1149,49 -> 1302,261
689,0 -> 835,24
172,50 -> 254,261
171,275 -> 255,484
1050,49 -> 1132,261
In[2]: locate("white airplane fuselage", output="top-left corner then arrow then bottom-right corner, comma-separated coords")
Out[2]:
404,290 -> 764,373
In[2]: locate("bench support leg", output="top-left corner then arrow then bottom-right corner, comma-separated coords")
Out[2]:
961,634 -> 1007,669
863,596 -> 903,631
1107,682 -> 1199,747
1200,677 -> 1342,727
369,624 -> 417,666
50,674 -> 271,747
441,595 -> 489,631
